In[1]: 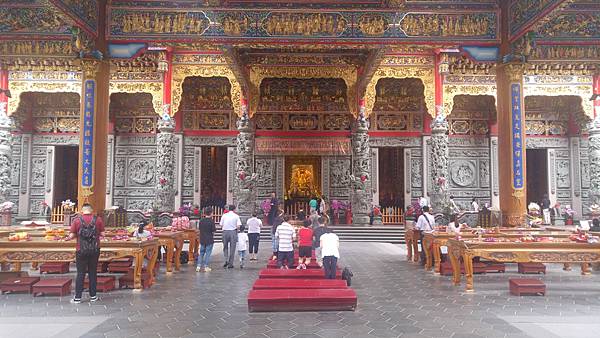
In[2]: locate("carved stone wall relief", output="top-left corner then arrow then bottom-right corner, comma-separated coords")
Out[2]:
128,158 -> 156,186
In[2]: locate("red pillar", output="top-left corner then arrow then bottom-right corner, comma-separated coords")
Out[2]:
594,73 -> 600,119
0,69 -> 8,113
163,50 -> 178,131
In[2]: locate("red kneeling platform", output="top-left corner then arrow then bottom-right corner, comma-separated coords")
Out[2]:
509,278 -> 546,296
0,277 -> 41,294
40,262 -> 70,274
32,278 -> 72,296
84,276 -> 116,292
439,261 -> 487,276
266,260 -> 323,269
248,289 -> 357,312
107,259 -> 133,273
518,262 -> 546,274
252,278 -> 347,290
118,270 -> 152,289
483,262 -> 506,273
259,268 -> 341,279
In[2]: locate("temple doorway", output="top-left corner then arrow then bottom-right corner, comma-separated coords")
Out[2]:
200,146 -> 228,208
378,147 -> 404,208
284,156 -> 321,215
53,146 -> 79,207
526,149 -> 548,206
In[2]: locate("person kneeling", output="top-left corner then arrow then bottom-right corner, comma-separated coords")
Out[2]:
320,228 -> 340,279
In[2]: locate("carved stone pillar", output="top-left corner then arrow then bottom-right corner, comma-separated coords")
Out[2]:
497,62 -> 527,226
154,117 -> 176,212
429,116 -> 450,214
589,116 -> 600,204
350,111 -> 372,225
0,104 -> 13,203
234,109 -> 256,222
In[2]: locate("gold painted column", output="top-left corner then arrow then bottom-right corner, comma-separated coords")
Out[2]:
78,59 -> 110,211
496,62 -> 527,226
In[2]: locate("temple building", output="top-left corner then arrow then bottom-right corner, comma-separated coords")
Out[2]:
1,0 -> 600,226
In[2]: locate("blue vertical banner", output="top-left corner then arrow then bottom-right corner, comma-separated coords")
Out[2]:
82,79 -> 95,188
510,83 -> 523,189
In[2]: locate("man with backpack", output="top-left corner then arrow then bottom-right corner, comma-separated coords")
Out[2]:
65,203 -> 105,304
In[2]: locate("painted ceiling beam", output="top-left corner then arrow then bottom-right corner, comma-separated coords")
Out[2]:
357,48 -> 386,99
509,0 -> 571,42
48,0 -> 98,37
222,46 -> 252,98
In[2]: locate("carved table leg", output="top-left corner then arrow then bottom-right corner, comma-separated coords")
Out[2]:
462,253 -> 474,292
12,262 -> 22,272
581,263 -> 591,275
174,238 -> 183,272
133,251 -> 143,290
449,247 -> 461,286
563,263 -> 572,271
165,240 -> 174,273
412,231 -> 420,263
187,236 -> 198,265
146,244 -> 159,285
406,232 -> 413,261
424,237 -> 432,271
433,242 -> 442,274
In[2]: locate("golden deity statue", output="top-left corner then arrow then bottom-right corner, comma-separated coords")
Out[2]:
288,165 -> 319,198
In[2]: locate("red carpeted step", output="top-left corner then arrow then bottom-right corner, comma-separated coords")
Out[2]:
509,278 -> 545,296
0,277 -> 40,294
252,278 -> 347,290
259,268 -> 341,279
32,278 -> 72,296
39,262 -> 70,274
248,289 -> 357,312
84,276 -> 116,292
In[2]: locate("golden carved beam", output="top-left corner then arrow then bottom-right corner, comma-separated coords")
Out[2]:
363,66 -> 435,118
523,80 -> 594,120
248,65 -> 358,117
171,64 -> 242,117
357,48 -> 387,99
222,47 -> 251,97
8,80 -> 81,116
109,81 -> 164,116
443,84 -> 497,117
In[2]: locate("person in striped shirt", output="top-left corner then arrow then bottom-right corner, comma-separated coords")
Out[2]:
275,215 -> 296,269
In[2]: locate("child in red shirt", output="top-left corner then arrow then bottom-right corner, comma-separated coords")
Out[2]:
297,221 -> 313,269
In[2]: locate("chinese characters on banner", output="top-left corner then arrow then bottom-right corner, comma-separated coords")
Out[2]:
511,83 -> 523,189
82,80 -> 95,188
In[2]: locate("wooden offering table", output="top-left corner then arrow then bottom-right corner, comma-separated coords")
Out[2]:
0,238 -> 159,290
404,229 -> 421,262
182,229 -> 200,265
423,230 -> 572,273
155,231 -> 185,273
447,238 -> 600,292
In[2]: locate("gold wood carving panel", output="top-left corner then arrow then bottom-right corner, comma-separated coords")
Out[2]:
8,81 -> 81,116
364,67 -> 434,118
524,84 -> 594,120
444,84 -> 497,117
172,65 -> 242,117
249,66 -> 358,117
109,81 -> 164,116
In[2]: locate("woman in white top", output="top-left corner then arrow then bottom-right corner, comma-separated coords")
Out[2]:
446,215 -> 462,235
471,198 -> 479,212
246,213 -> 262,261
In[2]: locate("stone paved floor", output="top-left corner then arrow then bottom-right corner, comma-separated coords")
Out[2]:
2,242 -> 600,338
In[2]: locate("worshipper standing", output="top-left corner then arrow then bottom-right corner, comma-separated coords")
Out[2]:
246,212 -> 262,261
550,202 -> 562,225
271,208 -> 284,260
471,198 -> 479,212
590,218 -> 600,232
237,224 -> 249,269
268,192 -> 278,225
446,214 -> 462,236
220,204 -> 241,269
309,196 -> 318,213
419,196 -> 429,209
312,218 -> 327,267
197,207 -> 216,272
449,195 -> 460,214
39,201 -> 52,222
275,215 -> 296,269
309,209 -> 320,229
66,203 -> 104,304
297,208 -> 306,221
416,205 -> 435,264
297,221 -> 313,269
319,197 -> 328,216
541,194 -> 551,224
320,228 -> 340,279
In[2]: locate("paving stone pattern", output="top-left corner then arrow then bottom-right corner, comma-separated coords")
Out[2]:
2,242 -> 600,338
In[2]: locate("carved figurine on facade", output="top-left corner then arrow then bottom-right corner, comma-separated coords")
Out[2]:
429,114 -> 451,215
0,103 -> 14,203
588,115 -> 600,204
154,114 -> 176,212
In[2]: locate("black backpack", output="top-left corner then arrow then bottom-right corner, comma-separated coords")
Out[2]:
342,267 -> 353,286
78,216 -> 99,254
180,251 -> 189,264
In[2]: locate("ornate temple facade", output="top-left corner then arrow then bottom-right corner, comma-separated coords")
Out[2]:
1,0 -> 600,225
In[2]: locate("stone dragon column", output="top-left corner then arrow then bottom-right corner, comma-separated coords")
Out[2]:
350,111 -> 373,225
429,115 -> 450,215
154,114 -> 176,212
0,102 -> 13,204
234,106 -> 257,222
589,115 -> 600,205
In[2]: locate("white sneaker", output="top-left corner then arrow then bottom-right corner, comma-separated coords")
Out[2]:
90,296 -> 98,302
296,264 -> 302,270
204,267 -> 212,272
196,266 -> 202,272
